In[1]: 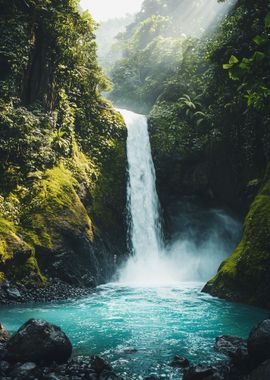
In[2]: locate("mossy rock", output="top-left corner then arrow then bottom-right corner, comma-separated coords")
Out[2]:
0,141 -> 126,288
203,165 -> 270,308
22,162 -> 94,250
0,159 -> 96,287
0,214 -> 44,285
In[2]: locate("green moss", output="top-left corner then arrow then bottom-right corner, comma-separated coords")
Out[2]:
0,158 -> 98,286
92,139 -> 126,233
0,216 -> 24,262
205,165 -> 270,304
0,1 -> 128,289
0,211 -> 45,285
22,162 -> 94,249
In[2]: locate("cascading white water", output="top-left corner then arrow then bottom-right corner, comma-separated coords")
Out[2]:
118,109 -> 241,286
118,109 -> 168,285
125,110 -> 162,257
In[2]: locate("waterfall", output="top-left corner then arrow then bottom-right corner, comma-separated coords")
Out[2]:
122,109 -> 162,256
118,109 -> 241,286
118,109 -> 167,285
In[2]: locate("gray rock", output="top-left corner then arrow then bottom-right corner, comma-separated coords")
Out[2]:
215,335 -> 249,372
6,319 -> 72,364
43,375 -> 61,380
90,355 -> 112,374
248,358 -> 270,380
248,319 -> 270,365
215,335 -> 247,357
9,361 -> 37,379
18,362 -> 37,371
0,324 -> 10,343
0,360 -> 10,373
6,288 -> 21,300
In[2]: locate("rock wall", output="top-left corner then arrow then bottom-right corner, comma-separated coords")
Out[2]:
203,166 -> 270,308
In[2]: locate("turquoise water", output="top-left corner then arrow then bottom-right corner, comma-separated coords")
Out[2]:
0,283 -> 268,379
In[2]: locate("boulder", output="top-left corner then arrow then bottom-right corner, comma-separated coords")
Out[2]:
248,359 -> 270,380
215,335 -> 249,371
0,324 -> 10,343
215,336 -> 247,357
170,355 -> 190,368
6,319 -> 72,364
248,319 -> 270,365
5,287 -> 21,301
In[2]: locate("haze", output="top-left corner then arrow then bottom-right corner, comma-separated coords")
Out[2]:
80,0 -> 143,21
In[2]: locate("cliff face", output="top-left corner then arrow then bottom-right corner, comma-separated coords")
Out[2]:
203,167 -> 270,308
0,0 -> 127,293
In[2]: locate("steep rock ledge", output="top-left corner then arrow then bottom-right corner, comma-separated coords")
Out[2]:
203,165 -> 270,308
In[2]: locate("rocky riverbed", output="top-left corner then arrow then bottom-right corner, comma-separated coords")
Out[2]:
1,316 -> 270,379
0,319 -> 122,380
0,279 -> 93,305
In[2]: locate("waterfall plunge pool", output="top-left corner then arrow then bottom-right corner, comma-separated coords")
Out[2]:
0,282 -> 267,379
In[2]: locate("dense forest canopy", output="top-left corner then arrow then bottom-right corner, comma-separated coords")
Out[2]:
109,0 -> 270,209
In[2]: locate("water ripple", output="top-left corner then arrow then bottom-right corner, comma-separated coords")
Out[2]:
0,283 -> 267,379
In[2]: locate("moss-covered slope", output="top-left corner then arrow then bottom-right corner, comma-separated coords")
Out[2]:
203,166 -> 270,308
0,0 -> 127,292
0,141 -> 126,288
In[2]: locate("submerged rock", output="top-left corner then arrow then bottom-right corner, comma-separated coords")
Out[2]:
170,355 -> 190,368
248,319 -> 270,365
6,319 -> 72,364
116,347 -> 138,354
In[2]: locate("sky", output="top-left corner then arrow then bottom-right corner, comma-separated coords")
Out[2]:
80,0 -> 143,21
